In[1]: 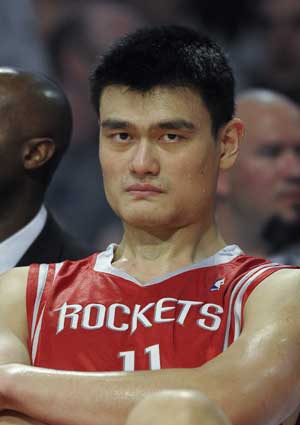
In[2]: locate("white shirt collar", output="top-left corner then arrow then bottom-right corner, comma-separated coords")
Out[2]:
0,205 -> 47,273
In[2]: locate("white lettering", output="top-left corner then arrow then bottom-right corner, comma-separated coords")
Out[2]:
177,300 -> 203,325
131,303 -> 154,334
107,303 -> 130,331
82,304 -> 106,330
55,302 -> 82,334
154,298 -> 176,323
197,303 -> 224,331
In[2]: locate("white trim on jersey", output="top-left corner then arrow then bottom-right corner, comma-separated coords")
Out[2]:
31,264 -> 49,341
30,261 -> 65,364
54,262 -> 64,279
222,263 -> 282,350
93,243 -> 244,287
32,306 -> 45,364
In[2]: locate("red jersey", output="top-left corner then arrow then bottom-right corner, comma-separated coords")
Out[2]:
26,244 -> 287,372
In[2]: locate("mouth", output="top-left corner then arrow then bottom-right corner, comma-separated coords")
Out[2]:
125,183 -> 164,198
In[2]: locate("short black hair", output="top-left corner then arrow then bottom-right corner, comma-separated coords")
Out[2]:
89,25 -> 235,136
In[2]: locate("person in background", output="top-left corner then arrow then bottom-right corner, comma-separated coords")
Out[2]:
217,89 -> 300,261
0,0 -> 49,73
0,67 -> 93,273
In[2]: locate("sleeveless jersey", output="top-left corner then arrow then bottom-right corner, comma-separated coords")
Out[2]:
26,244 -> 288,372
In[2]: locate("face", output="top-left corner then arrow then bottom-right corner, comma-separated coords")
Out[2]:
226,99 -> 300,226
0,87 -> 24,198
99,85 -> 233,230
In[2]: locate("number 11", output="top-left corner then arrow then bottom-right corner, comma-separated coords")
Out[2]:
119,343 -> 161,372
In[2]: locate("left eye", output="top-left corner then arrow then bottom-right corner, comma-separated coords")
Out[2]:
162,133 -> 182,142
113,132 -> 130,142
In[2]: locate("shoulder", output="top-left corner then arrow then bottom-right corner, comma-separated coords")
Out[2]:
0,267 -> 29,313
247,267 -> 300,300
243,267 -> 300,329
0,267 -> 29,300
0,267 -> 29,337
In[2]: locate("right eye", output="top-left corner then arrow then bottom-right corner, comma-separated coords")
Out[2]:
111,132 -> 131,142
258,145 -> 283,158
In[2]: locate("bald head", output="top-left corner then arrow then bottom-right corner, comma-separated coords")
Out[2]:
0,67 -> 72,185
217,88 -> 300,255
236,89 -> 299,123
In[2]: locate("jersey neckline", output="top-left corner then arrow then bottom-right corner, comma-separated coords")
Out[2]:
93,244 -> 244,287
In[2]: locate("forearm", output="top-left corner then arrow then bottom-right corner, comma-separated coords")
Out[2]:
0,411 -> 47,424
3,364 -> 175,425
2,325 -> 300,425
2,351 -> 298,425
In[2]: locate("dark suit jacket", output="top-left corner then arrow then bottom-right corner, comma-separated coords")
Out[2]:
17,213 -> 94,266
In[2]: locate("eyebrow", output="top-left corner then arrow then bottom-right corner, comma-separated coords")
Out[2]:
101,118 -> 196,131
101,119 -> 130,129
156,119 -> 195,131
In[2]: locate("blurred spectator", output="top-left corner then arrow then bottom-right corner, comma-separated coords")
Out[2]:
231,0 -> 300,101
126,0 -> 198,26
32,0 -> 83,42
0,68 -> 93,273
45,1 -> 148,249
217,89 -> 300,261
0,0 -> 49,73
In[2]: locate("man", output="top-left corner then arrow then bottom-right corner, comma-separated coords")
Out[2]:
0,67 -> 93,273
0,26 -> 299,425
217,89 -> 300,260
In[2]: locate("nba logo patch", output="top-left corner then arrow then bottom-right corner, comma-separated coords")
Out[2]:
210,278 -> 225,292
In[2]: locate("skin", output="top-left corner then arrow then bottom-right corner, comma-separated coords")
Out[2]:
100,86 -> 241,282
217,89 -> 300,257
125,390 -> 232,425
0,68 -> 72,242
0,67 -> 71,242
0,86 -> 299,425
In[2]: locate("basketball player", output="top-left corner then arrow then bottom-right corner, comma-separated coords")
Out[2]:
0,25 -> 299,425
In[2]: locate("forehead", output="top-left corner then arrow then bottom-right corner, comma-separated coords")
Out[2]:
237,100 -> 300,150
99,85 -> 211,128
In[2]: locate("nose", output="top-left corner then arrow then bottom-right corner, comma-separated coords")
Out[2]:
129,139 -> 160,177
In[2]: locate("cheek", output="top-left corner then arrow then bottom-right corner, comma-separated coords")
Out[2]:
238,159 -> 276,187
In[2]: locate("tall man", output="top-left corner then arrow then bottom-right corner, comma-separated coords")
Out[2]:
217,89 -> 300,260
0,67 -> 93,272
0,26 -> 299,425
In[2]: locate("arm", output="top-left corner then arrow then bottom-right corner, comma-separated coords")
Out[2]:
1,268 -> 300,425
0,268 -> 48,425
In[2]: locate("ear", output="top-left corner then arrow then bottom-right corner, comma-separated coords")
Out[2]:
218,118 -> 244,171
22,138 -> 56,170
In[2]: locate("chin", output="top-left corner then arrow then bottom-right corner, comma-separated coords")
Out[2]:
121,210 -> 178,230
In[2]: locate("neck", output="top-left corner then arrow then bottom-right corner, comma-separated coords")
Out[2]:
217,202 -> 269,258
113,219 -> 226,281
0,188 -> 43,242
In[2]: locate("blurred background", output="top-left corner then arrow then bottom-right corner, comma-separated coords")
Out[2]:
5,0 -> 300,251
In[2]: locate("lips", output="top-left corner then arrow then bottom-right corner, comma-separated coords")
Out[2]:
126,183 -> 163,193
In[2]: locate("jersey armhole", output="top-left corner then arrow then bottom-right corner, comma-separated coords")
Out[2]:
26,263 -> 56,364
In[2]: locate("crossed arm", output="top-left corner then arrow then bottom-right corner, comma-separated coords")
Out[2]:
0,267 -> 300,425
